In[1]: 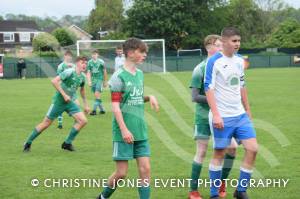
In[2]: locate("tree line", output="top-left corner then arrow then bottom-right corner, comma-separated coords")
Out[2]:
87,0 -> 300,49
1,0 -> 300,50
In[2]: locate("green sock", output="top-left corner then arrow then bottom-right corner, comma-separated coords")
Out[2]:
101,186 -> 116,198
221,153 -> 235,180
65,127 -> 79,144
138,186 -> 150,199
26,128 -> 40,144
58,115 -> 63,125
190,161 -> 202,191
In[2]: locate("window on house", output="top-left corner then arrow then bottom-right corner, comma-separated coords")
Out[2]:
20,33 -> 31,42
4,33 -> 14,42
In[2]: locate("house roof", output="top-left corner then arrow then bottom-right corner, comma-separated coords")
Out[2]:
68,24 -> 92,39
0,20 -> 40,32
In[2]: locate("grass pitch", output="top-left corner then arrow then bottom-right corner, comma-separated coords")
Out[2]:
0,68 -> 299,198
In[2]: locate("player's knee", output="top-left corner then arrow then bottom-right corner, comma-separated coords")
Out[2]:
82,118 -> 88,126
245,143 -> 259,155
78,117 -> 88,126
43,119 -> 52,127
196,150 -> 207,162
214,149 -> 225,158
139,164 -> 151,176
226,148 -> 237,156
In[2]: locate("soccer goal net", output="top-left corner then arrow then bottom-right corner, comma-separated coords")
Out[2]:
76,39 -> 166,73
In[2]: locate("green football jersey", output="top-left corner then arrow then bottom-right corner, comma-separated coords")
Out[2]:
87,58 -> 105,84
56,62 -> 75,75
190,59 -> 209,124
109,68 -> 147,142
53,68 -> 86,104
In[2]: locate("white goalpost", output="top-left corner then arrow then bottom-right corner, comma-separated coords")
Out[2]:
177,49 -> 202,57
76,39 -> 166,73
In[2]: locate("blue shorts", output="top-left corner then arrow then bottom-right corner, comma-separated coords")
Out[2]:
209,113 -> 256,149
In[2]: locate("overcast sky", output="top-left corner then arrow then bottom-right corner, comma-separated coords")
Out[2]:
1,0 -> 299,18
0,0 -> 95,18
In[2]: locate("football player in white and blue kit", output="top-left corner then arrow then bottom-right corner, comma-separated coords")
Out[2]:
205,27 -> 258,199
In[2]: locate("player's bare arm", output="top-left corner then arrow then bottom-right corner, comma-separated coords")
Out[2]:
241,87 -> 252,119
206,89 -> 224,129
80,86 -> 90,114
51,76 -> 70,103
191,88 -> 207,104
144,95 -> 159,112
103,67 -> 108,88
112,102 -> 134,144
86,70 -> 92,87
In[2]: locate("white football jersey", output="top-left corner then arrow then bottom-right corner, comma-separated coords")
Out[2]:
204,52 -> 246,117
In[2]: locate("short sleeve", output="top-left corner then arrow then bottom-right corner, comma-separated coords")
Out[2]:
80,74 -> 86,87
59,68 -> 73,80
108,73 -> 124,92
190,64 -> 203,89
99,59 -> 106,69
56,63 -> 64,74
87,60 -> 92,72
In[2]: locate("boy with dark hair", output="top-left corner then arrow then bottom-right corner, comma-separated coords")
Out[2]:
56,50 -> 75,129
189,35 -> 237,199
23,56 -> 90,152
96,38 -> 159,199
205,27 -> 258,199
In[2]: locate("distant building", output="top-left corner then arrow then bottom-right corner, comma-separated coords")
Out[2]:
0,20 -> 43,51
68,24 -> 93,40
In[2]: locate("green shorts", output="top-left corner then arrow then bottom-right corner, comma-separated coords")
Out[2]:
91,81 -> 103,93
112,140 -> 150,161
194,121 -> 211,140
46,101 -> 81,120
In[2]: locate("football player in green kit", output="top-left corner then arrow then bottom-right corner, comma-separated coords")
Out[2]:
96,38 -> 159,199
23,56 -> 90,152
56,50 -> 75,129
87,50 -> 107,115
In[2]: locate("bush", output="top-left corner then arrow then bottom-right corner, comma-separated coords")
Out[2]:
52,28 -> 76,47
32,33 -> 59,52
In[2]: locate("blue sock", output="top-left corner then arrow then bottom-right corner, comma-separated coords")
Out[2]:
237,167 -> 252,192
98,99 -> 104,111
93,99 -> 99,111
209,164 -> 222,197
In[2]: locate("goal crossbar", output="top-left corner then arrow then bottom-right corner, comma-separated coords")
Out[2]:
76,39 -> 166,73
177,49 -> 202,57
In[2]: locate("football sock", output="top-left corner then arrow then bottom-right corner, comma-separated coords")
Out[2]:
93,99 -> 99,111
138,185 -> 150,199
221,153 -> 235,180
190,161 -> 202,191
209,164 -> 222,197
98,99 -> 104,111
58,115 -> 63,126
26,128 -> 40,144
101,186 -> 116,198
237,167 -> 252,192
65,127 -> 79,144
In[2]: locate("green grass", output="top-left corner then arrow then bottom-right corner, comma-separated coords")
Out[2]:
0,68 -> 300,198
